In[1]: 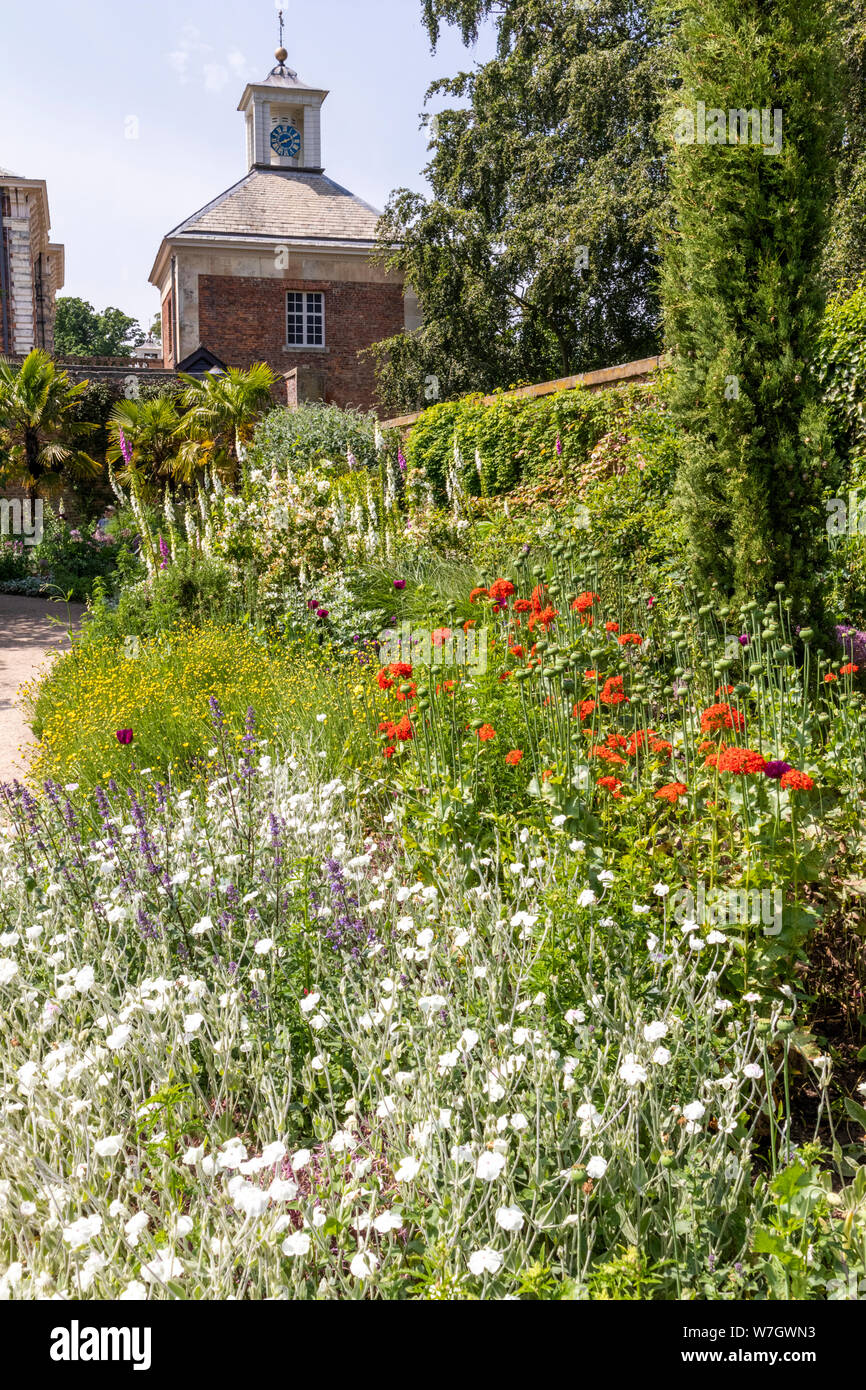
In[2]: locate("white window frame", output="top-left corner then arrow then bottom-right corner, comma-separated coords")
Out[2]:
286,290 -> 325,348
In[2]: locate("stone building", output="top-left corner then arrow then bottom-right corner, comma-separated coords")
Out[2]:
149,44 -> 419,410
0,166 -> 65,355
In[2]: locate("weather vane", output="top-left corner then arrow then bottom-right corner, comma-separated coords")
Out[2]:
278,9 -> 284,48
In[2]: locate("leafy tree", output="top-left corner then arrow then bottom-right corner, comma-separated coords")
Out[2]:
107,397 -> 184,482
149,314 -> 163,342
370,0 -> 670,412
54,297 -> 146,358
176,363 -> 278,483
0,349 -> 101,496
822,1 -> 866,291
659,0 -> 844,617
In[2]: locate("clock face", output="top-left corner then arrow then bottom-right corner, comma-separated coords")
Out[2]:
271,124 -> 301,158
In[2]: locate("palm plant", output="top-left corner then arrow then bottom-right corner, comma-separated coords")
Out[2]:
0,349 -> 100,496
176,363 -> 277,484
107,396 -> 183,483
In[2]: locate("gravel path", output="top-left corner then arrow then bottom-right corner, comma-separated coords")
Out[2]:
0,595 -> 85,785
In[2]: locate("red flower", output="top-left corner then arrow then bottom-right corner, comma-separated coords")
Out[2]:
700,702 -> 744,733
655,782 -> 688,803
605,621 -> 619,634
377,669 -> 394,691
542,769 -> 555,782
488,578 -> 516,603
571,590 -> 600,614
840,662 -> 859,675
389,662 -> 413,679
383,746 -> 395,759
592,746 -> 626,765
115,729 -> 133,745
715,684 -> 735,697
648,737 -> 672,758
463,619 -> 476,634
824,672 -> 838,683
715,747 -> 767,775
499,670 -> 512,682
617,632 -> 643,647
584,669 -> 598,680
513,598 -> 532,614
597,775 -> 623,798
469,587 -> 488,604
781,769 -> 814,791
600,675 -> 628,706
509,644 -> 525,659
505,749 -> 524,766
605,733 -> 629,752
528,604 -> 558,634
395,716 -> 414,742
394,684 -> 417,703
477,723 -> 496,742
431,628 -> 452,648
574,698 -> 596,721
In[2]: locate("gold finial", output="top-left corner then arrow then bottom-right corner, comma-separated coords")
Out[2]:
275,46 -> 288,62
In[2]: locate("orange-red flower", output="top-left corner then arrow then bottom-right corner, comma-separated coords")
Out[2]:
470,587 -> 488,604
840,662 -> 859,675
654,782 -> 688,803
715,684 -> 735,697
383,746 -> 395,759
600,675 -> 628,706
488,578 -> 516,603
377,669 -> 394,691
591,745 -> 626,765
824,672 -> 838,683
597,775 -> 623,798
389,662 -> 413,679
513,598 -> 532,614
509,644 -> 525,659
571,590 -> 600,614
574,698 -> 596,721
781,769 -> 814,791
431,628 -> 452,648
584,669 -> 598,680
505,749 -> 524,766
605,621 -> 620,634
395,715 -> 414,742
618,632 -> 642,647
528,604 -> 558,634
477,723 -> 496,742
499,670 -> 512,682
700,702 -> 744,733
715,747 -> 767,775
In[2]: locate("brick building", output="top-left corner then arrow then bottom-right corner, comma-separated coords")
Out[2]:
148,45 -> 419,410
0,166 -> 65,355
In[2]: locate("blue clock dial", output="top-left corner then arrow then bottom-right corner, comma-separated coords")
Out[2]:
271,124 -> 301,157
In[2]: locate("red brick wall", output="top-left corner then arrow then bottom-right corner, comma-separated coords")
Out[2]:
197,275 -> 404,411
162,292 -> 174,368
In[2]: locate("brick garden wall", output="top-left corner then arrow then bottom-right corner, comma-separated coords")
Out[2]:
197,274 -> 406,411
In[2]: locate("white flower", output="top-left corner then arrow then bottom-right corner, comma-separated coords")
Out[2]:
707,930 -> 727,945
183,1012 -> 204,1035
586,1155 -> 608,1179
468,1247 -> 503,1275
565,1008 -> 586,1026
598,869 -> 615,884
62,1214 -> 103,1249
190,916 -> 215,936
261,1141 -> 286,1165
94,1135 -> 123,1158
73,965 -> 95,993
291,1149 -> 311,1171
105,1024 -> 131,1050
269,1179 -> 299,1202
329,1130 -> 357,1153
349,1250 -> 378,1279
395,915 -> 414,933
653,882 -> 669,897
618,1054 -> 648,1087
141,1255 -> 184,1284
577,890 -> 596,908
438,1049 -> 460,1073
643,1020 -> 668,1043
119,1280 -> 148,1300
743,992 -> 761,1004
682,1101 -> 706,1122
416,928 -> 434,949
510,1112 -> 529,1131
459,1028 -> 479,1051
495,1205 -> 525,1232
124,1212 -> 149,1247
254,938 -> 274,955
652,1046 -> 672,1066
632,903 -> 651,915
475,1151 -> 506,1182
282,1231 -> 311,1257
743,1062 -> 763,1080
418,994 -> 447,1015
372,1210 -> 404,1234
182,1145 -> 204,1165
0,959 -> 19,985
300,993 -> 320,1014
394,1156 -> 421,1182
227,1177 -> 269,1218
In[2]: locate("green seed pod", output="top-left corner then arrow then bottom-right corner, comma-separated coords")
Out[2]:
776,1019 -> 795,1035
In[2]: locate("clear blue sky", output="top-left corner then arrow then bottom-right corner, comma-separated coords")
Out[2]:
0,0 -> 494,331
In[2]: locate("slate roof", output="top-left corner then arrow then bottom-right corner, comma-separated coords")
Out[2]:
165,169 -> 382,246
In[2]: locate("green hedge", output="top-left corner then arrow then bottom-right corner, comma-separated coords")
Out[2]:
404,380 -> 664,499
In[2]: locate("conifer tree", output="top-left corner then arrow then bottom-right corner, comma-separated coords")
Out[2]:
659,0 -> 844,614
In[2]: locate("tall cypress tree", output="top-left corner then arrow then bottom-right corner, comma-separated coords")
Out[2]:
660,0 -> 844,614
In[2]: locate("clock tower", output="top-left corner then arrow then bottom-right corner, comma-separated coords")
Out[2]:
237,36 -> 327,174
